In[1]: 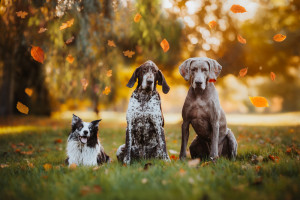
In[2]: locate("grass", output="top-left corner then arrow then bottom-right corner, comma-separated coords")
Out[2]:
0,121 -> 299,200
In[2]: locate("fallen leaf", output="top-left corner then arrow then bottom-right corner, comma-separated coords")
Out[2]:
80,186 -> 91,196
69,163 -> 77,169
179,168 -> 186,176
21,151 -> 33,155
273,34 -> 286,42
237,35 -> 246,44
200,161 -> 211,167
16,102 -> 29,114
18,142 -> 25,146
160,39 -> 170,53
102,86 -> 111,95
65,36 -> 75,44
31,46 -> 45,63
43,163 -> 52,171
268,154 -> 279,163
66,54 -> 74,64
81,78 -> 89,91
141,178 -> 148,184
38,27 -> 47,33
0,164 -> 9,168
93,166 -> 100,171
11,144 -> 16,149
286,147 -> 292,153
134,13 -> 142,23
239,67 -> 248,77
60,18 -> 74,30
15,149 -> 21,153
107,40 -> 116,47
123,50 -> 135,58
230,5 -> 247,13
249,96 -> 269,107
255,165 -> 261,172
188,158 -> 200,167
208,20 -> 217,29
270,72 -> 276,81
106,70 -> 112,77
25,88 -> 33,96
28,163 -> 34,168
16,11 -> 28,18
93,185 -> 102,193
170,155 -> 178,161
54,139 -> 63,144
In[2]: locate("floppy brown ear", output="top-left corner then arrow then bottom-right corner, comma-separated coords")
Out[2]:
179,58 -> 194,81
158,70 -> 170,94
126,67 -> 140,88
208,59 -> 222,81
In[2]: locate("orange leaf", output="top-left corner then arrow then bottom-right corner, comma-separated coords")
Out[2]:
160,39 -> 170,53
21,150 -> 33,155
286,147 -> 292,153
69,163 -> 77,169
25,88 -> 33,96
38,27 -> 47,33
31,46 -> 45,63
170,155 -> 178,161
65,36 -> 75,45
208,20 -> 217,29
102,86 -> 111,95
16,11 -> 28,18
106,70 -> 112,77
237,35 -> 246,44
0,164 -> 9,168
66,54 -> 74,64
134,13 -> 142,23
28,163 -> 34,168
239,67 -> 248,77
123,50 -> 135,58
107,40 -> 116,47
249,96 -> 269,107
230,5 -> 247,13
273,34 -> 286,42
179,168 -> 186,175
81,78 -> 89,91
270,72 -> 276,81
16,102 -> 29,114
208,79 -> 216,83
255,165 -> 261,172
11,144 -> 16,149
43,163 -> 52,171
268,155 -> 279,163
55,139 -> 63,144
60,18 -> 74,30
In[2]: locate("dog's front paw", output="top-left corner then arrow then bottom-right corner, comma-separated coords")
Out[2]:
123,156 -> 130,165
163,154 -> 170,161
209,155 -> 219,163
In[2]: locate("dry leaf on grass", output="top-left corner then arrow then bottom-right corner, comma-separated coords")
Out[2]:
69,163 -> 77,169
43,163 -> 52,171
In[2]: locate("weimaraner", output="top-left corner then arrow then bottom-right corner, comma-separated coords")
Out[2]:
178,57 -> 237,161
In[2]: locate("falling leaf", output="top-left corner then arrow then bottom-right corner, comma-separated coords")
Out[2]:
208,79 -> 216,83
160,39 -> 170,53
25,88 -> 33,96
249,96 -> 269,107
31,46 -> 45,63
230,5 -> 247,13
237,35 -> 246,44
16,11 -> 28,18
134,13 -> 142,23
66,54 -> 74,64
38,27 -> 47,33
188,158 -> 200,167
141,178 -> 148,184
0,164 -> 9,168
208,20 -> 217,29
20,151 -> 33,155
270,72 -> 276,81
273,34 -> 286,42
107,40 -> 116,47
123,50 -> 135,58
69,163 -> 77,169
81,78 -> 89,91
170,155 -> 178,161
106,70 -> 112,77
65,36 -> 75,44
16,102 -> 29,114
54,139 -> 63,144
239,67 -> 248,77
268,155 -> 279,163
43,163 -> 52,171
102,86 -> 111,95
60,18 -> 74,30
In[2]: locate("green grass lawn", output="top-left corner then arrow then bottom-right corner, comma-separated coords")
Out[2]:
0,122 -> 299,200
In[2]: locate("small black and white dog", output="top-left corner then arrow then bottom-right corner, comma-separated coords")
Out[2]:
65,114 -> 110,166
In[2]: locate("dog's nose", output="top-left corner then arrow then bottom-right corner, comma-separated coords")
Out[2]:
195,81 -> 203,86
83,130 -> 88,135
147,80 -> 153,85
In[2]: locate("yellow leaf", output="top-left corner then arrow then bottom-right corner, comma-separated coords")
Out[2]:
102,86 -> 111,95
107,40 -> 116,47
134,13 -> 142,23
16,102 -> 29,114
160,39 -> 170,53
25,88 -> 33,96
60,18 -> 74,30
66,54 -> 74,64
249,96 -> 269,107
16,11 -> 28,18
106,70 -> 112,77
43,163 -> 52,171
208,20 -> 217,29
273,34 -> 286,42
123,50 -> 135,58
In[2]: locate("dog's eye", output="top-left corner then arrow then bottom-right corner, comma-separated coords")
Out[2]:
202,68 -> 208,72
192,68 -> 197,72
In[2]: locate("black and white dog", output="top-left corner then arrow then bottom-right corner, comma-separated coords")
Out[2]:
65,114 -> 110,166
116,60 -> 170,165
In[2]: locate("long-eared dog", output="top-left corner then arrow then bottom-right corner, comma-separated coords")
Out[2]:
65,114 -> 110,166
116,60 -> 170,165
178,57 -> 238,161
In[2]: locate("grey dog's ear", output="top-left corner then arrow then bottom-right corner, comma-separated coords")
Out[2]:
207,59 -> 222,81
126,67 -> 140,88
179,58 -> 195,81
157,70 -> 170,94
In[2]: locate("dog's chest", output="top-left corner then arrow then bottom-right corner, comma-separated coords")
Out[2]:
67,140 -> 100,166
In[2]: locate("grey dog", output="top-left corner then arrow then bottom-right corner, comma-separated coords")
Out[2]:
178,57 -> 238,161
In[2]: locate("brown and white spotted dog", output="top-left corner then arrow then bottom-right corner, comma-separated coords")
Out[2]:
116,60 -> 170,165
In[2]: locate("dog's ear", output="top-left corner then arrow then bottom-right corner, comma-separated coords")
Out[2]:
91,119 -> 102,128
208,59 -> 222,81
179,58 -> 194,81
157,70 -> 170,94
126,67 -> 140,88
72,114 -> 82,126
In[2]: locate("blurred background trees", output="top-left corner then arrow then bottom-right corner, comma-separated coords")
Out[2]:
0,0 -> 299,116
